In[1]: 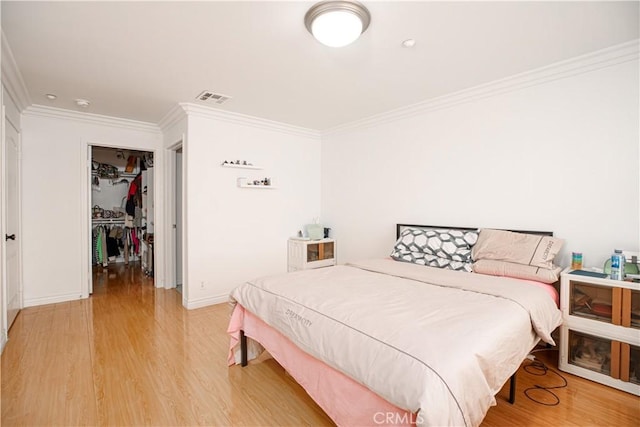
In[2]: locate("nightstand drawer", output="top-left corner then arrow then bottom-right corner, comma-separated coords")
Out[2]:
560,326 -> 640,395
568,329 -> 613,376
567,278 -> 639,328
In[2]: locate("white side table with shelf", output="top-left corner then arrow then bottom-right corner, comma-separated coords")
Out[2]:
287,238 -> 336,272
559,269 -> 640,395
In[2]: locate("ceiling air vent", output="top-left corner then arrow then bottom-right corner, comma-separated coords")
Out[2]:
196,90 -> 232,105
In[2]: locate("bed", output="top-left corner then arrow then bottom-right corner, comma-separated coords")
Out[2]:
227,224 -> 563,426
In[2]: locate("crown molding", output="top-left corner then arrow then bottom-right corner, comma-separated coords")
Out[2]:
177,103 -> 321,139
1,31 -> 32,111
158,103 -> 187,132
23,105 -> 161,134
324,39 -> 640,136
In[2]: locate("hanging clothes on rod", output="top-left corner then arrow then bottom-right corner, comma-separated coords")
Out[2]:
92,223 -> 142,266
122,227 -> 138,265
92,225 -> 109,267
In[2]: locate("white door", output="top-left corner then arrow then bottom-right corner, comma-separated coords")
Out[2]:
4,118 -> 20,328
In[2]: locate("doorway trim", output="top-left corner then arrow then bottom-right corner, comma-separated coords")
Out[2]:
80,142 -> 162,297
164,139 -> 187,306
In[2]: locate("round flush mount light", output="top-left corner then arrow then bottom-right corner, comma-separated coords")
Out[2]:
402,39 -> 416,48
45,93 -> 57,100
305,1 -> 371,48
75,98 -> 90,108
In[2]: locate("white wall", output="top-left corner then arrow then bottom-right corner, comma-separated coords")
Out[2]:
20,110 -> 162,306
183,112 -> 321,308
321,58 -> 639,269
91,177 -> 130,211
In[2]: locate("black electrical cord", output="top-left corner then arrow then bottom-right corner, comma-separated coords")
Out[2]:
522,349 -> 568,406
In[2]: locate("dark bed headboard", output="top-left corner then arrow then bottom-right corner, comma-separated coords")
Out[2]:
395,223 -> 553,239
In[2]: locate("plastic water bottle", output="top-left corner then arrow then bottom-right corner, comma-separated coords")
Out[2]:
610,249 -> 625,280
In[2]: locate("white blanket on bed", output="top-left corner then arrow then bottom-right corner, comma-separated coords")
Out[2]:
230,258 -> 562,427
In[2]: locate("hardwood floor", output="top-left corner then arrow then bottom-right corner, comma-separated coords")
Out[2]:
2,262 -> 638,426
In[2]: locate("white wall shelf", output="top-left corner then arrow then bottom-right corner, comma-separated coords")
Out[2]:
91,218 -> 126,223
221,163 -> 262,170
238,184 -> 277,189
92,171 -> 139,179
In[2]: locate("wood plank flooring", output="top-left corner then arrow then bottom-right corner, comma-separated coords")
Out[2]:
2,262 -> 638,426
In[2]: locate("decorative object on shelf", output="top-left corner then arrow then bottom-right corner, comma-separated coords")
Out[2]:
222,160 -> 253,166
571,252 -> 583,270
610,249 -> 626,281
306,223 -> 324,240
125,156 -> 137,173
92,205 -> 125,220
239,177 -> 273,187
93,161 -> 119,179
604,255 -> 640,277
92,205 -> 104,219
237,176 -> 277,189
221,160 -> 262,170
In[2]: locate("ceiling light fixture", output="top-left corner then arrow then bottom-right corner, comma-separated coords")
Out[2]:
45,93 -> 57,100
402,39 -> 416,48
75,98 -> 90,108
305,1 -> 371,48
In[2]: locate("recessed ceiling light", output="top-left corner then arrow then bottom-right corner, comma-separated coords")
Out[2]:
45,93 -> 57,100
402,39 -> 416,48
305,1 -> 371,48
75,99 -> 90,108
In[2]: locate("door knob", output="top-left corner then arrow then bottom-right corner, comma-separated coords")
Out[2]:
5,234 -> 15,241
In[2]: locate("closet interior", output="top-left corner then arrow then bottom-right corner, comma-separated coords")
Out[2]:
91,146 -> 154,277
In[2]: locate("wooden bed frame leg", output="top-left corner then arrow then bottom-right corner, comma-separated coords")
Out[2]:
240,330 -> 248,367
508,373 -> 516,404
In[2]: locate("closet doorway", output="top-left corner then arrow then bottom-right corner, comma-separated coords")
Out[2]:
89,146 -> 156,293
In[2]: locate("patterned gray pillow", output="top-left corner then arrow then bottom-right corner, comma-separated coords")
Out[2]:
392,227 -> 479,262
390,250 -> 473,273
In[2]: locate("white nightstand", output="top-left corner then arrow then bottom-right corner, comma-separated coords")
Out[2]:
558,269 -> 639,395
287,238 -> 336,272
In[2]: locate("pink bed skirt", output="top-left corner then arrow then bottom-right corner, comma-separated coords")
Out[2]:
227,304 -> 415,427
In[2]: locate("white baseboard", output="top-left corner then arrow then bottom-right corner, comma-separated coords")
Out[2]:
185,293 -> 229,310
23,292 -> 84,308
